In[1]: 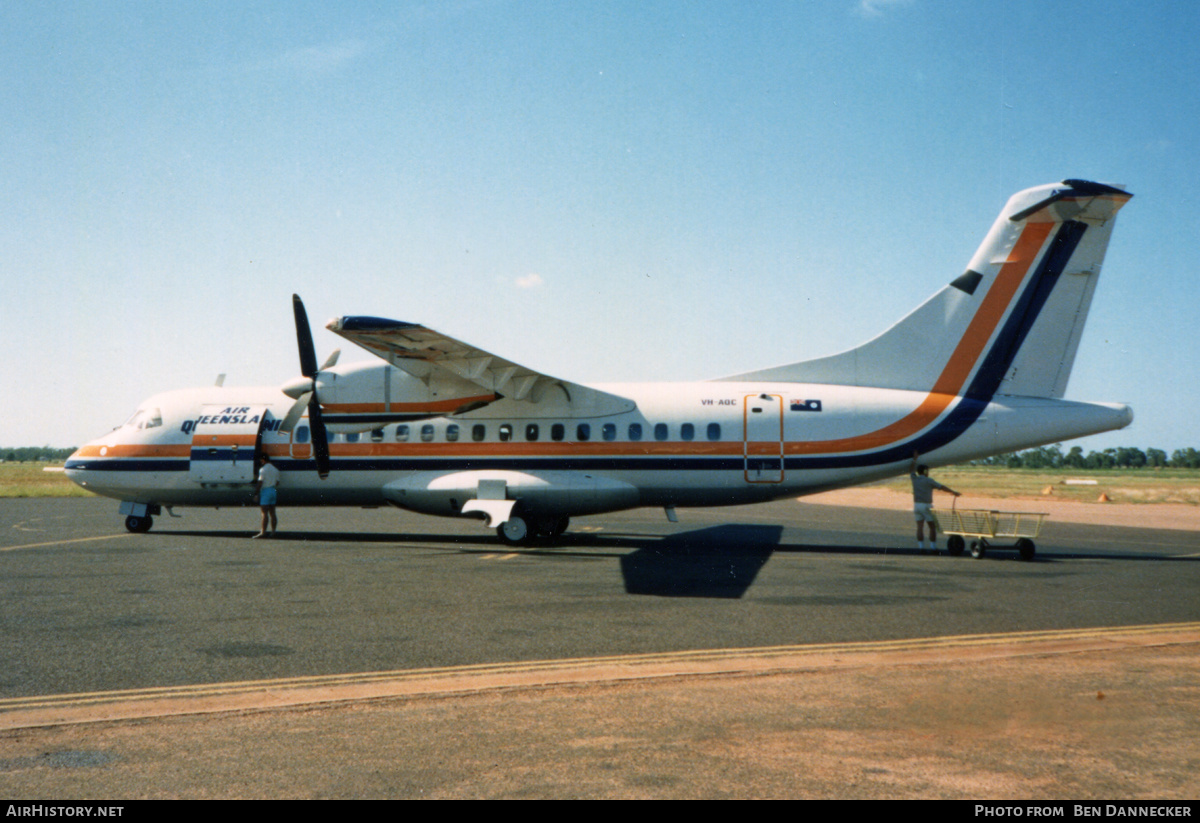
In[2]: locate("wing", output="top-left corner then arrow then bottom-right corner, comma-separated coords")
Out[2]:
326,315 -> 634,416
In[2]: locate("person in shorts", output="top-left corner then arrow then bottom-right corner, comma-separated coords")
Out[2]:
254,453 -> 280,538
910,450 -> 960,553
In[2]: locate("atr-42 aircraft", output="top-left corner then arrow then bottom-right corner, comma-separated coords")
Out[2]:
67,180 -> 1134,544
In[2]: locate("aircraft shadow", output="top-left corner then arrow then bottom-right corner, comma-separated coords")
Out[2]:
617,524 -> 782,598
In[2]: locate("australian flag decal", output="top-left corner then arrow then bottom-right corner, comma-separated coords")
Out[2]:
790,399 -> 822,412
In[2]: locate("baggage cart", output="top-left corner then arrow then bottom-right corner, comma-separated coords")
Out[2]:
935,499 -> 1048,561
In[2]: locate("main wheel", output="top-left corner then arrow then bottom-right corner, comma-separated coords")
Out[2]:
125,515 -> 153,533
530,515 -> 570,539
497,516 -> 530,546
969,540 -> 986,559
946,535 -> 965,557
1016,538 -> 1036,561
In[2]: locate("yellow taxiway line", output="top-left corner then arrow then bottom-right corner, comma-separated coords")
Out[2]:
0,534 -> 127,552
1,622 -> 1197,731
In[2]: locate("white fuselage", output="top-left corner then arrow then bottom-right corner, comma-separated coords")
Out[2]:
66,372 -> 1132,518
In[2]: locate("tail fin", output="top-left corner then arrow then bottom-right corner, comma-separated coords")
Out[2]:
717,180 -> 1132,400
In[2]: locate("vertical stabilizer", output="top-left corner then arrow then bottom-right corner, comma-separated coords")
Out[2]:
716,180 -> 1132,401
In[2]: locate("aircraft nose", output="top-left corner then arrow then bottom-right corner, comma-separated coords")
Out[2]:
63,445 -> 92,488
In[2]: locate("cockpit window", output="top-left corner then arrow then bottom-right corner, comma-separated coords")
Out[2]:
124,408 -> 163,430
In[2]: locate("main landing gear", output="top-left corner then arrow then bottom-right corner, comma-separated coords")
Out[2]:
496,515 -> 570,546
125,515 -> 153,533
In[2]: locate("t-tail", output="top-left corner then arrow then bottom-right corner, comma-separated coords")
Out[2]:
718,179 -> 1133,403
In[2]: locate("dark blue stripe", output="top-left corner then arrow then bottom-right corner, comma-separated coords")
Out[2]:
66,459 -> 191,472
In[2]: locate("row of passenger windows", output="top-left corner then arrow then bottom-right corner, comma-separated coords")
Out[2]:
319,422 -> 724,444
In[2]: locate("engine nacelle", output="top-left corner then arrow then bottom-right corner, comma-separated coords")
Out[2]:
316,361 -> 498,432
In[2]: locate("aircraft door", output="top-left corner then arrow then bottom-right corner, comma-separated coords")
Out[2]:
744,394 -> 785,483
188,405 -> 270,485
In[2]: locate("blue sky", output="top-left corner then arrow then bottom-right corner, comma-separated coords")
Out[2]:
3,1 -> 1197,453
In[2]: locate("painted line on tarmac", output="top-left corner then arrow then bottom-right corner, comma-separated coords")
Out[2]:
1,621 -> 1197,731
0,534 -> 127,552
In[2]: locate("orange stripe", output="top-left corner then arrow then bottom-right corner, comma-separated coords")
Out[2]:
325,442 -> 740,458
789,220 -> 1055,456
71,444 -> 190,458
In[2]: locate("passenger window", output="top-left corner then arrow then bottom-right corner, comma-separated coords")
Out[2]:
681,423 -> 695,441
525,424 -> 539,441
551,423 -> 565,442
296,425 -> 311,444
395,425 -> 409,442
446,424 -> 460,442
654,423 -> 668,441
472,424 -> 486,442
370,428 -> 384,442
345,432 -> 360,443
576,423 -> 590,442
499,424 -> 513,442
420,425 -> 435,442
707,423 -> 721,441
602,423 -> 617,442
628,423 -> 642,441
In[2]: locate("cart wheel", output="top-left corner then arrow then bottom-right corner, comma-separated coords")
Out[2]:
1016,538 -> 1036,561
946,535 -> 965,557
970,540 -> 986,559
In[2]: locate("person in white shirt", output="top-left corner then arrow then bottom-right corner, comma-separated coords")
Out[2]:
254,453 -> 281,538
910,450 -> 960,553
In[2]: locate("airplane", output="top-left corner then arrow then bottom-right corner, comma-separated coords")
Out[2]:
66,179 -> 1135,546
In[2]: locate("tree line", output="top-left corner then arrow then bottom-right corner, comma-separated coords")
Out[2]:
967,445 -> 1200,470
1,447 -> 77,463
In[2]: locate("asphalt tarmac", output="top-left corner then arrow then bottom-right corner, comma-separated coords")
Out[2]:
1,497 -> 1198,798
2,497 -> 1198,697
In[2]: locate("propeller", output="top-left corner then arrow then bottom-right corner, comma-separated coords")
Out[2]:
280,294 -> 335,479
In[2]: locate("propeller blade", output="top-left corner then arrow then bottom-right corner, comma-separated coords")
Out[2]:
292,294 -> 331,479
320,348 -> 341,371
293,294 -> 319,378
278,391 -> 312,433
308,398 -> 331,479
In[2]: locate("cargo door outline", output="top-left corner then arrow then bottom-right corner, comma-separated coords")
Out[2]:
188,405 -> 269,485
289,422 -> 313,461
744,394 -> 784,483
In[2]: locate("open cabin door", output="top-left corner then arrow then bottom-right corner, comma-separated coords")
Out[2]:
188,405 -> 270,485
743,394 -> 785,483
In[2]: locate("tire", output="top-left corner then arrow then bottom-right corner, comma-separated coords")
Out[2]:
969,540 -> 986,559
125,515 -> 153,534
497,516 -> 530,546
946,535 -> 965,557
539,515 -> 570,539
1016,538 -> 1036,561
